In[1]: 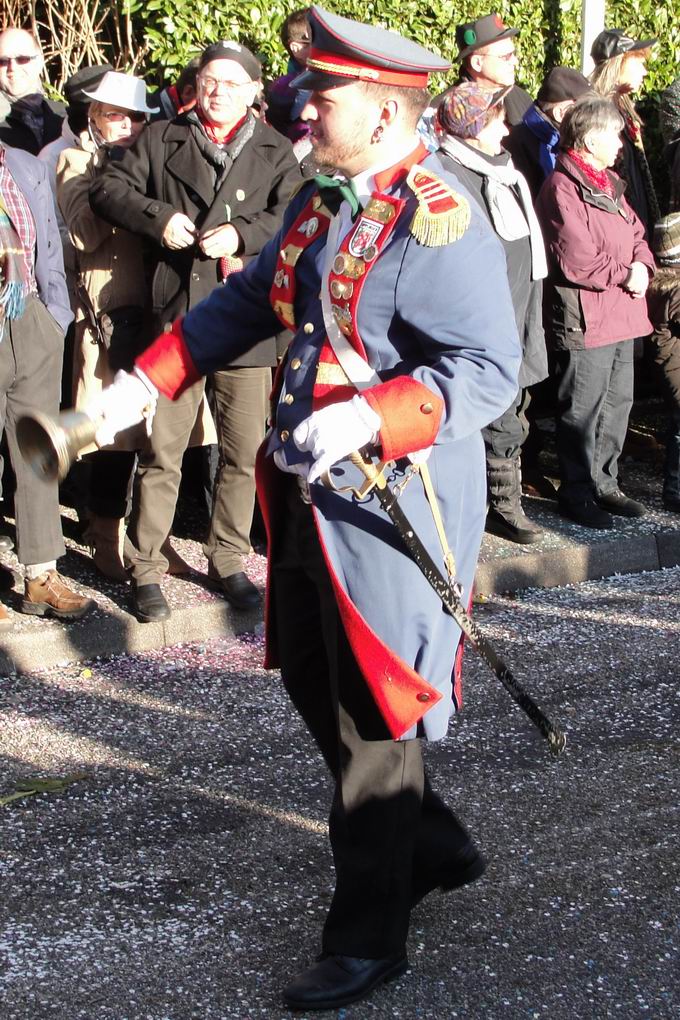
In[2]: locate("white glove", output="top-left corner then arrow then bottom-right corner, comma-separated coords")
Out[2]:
293,395 -> 381,484
86,368 -> 158,448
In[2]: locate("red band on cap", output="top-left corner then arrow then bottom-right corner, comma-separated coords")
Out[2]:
307,49 -> 429,87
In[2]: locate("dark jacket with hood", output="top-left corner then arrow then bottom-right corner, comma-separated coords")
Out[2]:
535,151 -> 654,350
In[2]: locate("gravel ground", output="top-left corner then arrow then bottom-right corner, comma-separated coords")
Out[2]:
1,566 -> 678,1019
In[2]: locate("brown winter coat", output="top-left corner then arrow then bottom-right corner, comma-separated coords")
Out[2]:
56,143 -> 216,451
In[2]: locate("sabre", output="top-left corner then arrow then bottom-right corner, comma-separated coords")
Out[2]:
345,450 -> 567,757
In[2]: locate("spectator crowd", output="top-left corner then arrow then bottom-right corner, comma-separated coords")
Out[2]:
3,7 -> 680,1012
0,9 -> 679,628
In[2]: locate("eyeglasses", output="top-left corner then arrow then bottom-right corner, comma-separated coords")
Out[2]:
102,110 -> 146,123
477,49 -> 517,62
199,75 -> 251,94
0,54 -> 39,68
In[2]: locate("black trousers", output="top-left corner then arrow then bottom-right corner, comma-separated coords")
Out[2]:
272,479 -> 472,958
554,342 -> 634,503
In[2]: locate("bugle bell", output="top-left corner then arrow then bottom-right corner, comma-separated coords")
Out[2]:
16,409 -> 100,483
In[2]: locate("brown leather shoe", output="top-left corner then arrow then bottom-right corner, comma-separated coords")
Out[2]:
22,571 -> 96,620
0,601 -> 13,631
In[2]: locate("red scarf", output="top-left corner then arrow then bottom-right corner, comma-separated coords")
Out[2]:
566,148 -> 616,198
196,109 -> 247,146
167,84 -> 196,116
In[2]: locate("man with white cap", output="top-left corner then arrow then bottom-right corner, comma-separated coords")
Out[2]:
86,6 -> 520,1008
90,41 -> 301,621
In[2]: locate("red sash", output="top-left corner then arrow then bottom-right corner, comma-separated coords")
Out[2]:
270,194 -> 332,330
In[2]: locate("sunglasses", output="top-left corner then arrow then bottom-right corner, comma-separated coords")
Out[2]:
102,110 -> 146,123
0,54 -> 39,68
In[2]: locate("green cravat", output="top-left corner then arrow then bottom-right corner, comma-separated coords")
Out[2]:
314,174 -> 361,220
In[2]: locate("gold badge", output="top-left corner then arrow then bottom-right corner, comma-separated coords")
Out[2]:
330,279 -> 354,300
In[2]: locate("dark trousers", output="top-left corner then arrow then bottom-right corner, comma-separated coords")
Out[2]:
0,296 -> 65,565
482,386 -> 530,461
126,366 -> 269,584
272,479 -> 472,958
89,450 -> 136,519
555,342 -> 634,504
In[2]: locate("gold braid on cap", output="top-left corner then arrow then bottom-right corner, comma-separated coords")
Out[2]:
406,166 -> 470,246
306,57 -> 380,80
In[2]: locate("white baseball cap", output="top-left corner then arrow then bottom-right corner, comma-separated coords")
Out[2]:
83,71 -> 157,115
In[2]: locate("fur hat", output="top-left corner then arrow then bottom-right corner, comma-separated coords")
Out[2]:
653,213 -> 680,265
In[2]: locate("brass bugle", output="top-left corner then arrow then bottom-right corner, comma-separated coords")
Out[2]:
16,409 -> 100,483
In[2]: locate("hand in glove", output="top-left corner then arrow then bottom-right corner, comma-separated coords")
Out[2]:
293,395 -> 381,484
86,368 -> 158,448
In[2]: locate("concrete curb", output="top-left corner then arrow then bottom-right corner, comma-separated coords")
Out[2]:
1,526 -> 679,676
475,529 -> 680,594
0,597 -> 260,677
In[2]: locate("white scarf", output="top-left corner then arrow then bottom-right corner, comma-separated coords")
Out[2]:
439,135 -> 547,281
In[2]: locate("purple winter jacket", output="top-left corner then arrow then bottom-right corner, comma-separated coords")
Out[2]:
536,151 -> 654,350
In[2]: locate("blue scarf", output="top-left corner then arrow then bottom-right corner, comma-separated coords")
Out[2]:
523,105 -> 560,181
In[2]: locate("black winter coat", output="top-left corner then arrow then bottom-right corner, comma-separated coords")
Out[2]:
89,112 -> 301,366
0,95 -> 65,155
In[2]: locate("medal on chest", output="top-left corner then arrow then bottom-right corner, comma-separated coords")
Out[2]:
270,193 -> 333,331
327,193 -> 405,349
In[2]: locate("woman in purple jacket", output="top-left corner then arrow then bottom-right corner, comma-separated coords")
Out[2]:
536,95 -> 654,529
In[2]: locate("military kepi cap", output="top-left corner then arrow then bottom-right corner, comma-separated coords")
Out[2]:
291,5 -> 450,91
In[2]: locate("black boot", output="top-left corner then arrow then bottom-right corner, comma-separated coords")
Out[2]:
663,420 -> 680,513
486,455 -> 543,544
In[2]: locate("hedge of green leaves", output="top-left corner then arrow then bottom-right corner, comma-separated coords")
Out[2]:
130,0 -> 680,99
120,0 -> 680,199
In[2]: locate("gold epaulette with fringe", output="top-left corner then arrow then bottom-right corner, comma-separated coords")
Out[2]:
406,165 -> 470,246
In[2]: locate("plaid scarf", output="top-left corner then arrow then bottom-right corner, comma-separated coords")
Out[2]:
0,194 -> 30,340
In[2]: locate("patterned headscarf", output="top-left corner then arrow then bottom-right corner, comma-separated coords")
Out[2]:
436,82 -> 510,140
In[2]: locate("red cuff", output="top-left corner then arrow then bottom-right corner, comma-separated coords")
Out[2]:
363,377 -> 443,460
135,318 -> 201,400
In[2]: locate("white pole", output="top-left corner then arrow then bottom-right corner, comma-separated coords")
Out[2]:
581,0 -> 606,75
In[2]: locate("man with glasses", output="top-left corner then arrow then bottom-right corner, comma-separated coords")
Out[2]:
90,41 -> 300,622
451,13 -> 532,127
0,28 -> 65,155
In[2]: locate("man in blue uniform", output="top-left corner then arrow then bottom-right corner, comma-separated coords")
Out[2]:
92,7 -> 521,1010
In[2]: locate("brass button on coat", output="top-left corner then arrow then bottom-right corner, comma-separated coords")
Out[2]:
416,691 -> 431,703
303,322 -> 314,334
280,429 -> 290,442
284,394 -> 294,405
290,357 -> 302,370
420,402 -> 434,414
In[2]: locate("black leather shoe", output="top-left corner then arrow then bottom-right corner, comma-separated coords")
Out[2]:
412,842 -> 486,907
559,500 -> 613,529
485,507 -> 543,544
0,534 -> 13,553
133,583 -> 170,623
212,570 -> 261,610
282,954 -> 408,1011
663,494 -> 680,513
596,490 -> 646,518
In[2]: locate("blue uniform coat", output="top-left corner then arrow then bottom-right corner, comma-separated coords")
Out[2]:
143,151 -> 521,740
